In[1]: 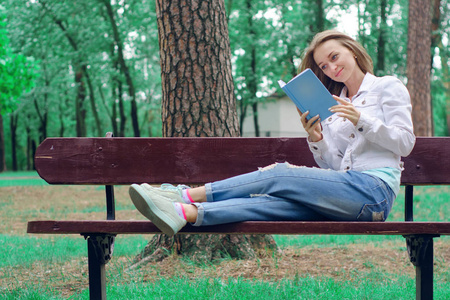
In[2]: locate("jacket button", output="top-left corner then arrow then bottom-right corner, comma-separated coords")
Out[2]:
358,127 -> 363,132
313,146 -> 318,150
362,100 -> 366,105
328,117 -> 332,122
345,166 -> 350,170
349,133 -> 355,138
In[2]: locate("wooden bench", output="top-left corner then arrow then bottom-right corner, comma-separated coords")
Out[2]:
28,135 -> 450,300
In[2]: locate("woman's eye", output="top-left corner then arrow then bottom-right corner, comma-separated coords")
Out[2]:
332,54 -> 338,60
321,65 -> 327,70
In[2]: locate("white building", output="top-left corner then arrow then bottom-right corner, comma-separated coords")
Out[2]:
241,95 -> 308,137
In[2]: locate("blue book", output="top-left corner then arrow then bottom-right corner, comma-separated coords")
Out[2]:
278,68 -> 337,122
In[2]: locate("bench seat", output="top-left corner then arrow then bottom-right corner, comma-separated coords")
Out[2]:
28,220 -> 450,235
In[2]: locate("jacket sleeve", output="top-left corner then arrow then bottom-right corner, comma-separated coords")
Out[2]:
307,136 -> 338,170
355,77 -> 416,157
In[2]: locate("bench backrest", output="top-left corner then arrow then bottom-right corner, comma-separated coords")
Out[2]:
35,137 -> 449,186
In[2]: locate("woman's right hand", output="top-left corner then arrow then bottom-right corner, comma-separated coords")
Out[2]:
298,109 -> 323,142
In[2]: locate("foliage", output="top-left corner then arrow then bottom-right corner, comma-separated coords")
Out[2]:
0,0 -> 448,170
0,6 -> 38,114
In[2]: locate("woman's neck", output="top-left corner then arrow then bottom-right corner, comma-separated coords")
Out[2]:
345,70 -> 366,100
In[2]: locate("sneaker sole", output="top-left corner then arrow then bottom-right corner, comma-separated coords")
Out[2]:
129,184 -> 179,236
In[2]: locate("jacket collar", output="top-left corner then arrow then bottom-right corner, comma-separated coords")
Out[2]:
339,72 -> 377,99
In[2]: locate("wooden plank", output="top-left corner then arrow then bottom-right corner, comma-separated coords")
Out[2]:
34,137 -> 315,185
34,137 -> 450,185
401,137 -> 450,184
27,220 -> 450,235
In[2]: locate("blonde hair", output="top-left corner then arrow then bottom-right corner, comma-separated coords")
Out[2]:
299,30 -> 373,95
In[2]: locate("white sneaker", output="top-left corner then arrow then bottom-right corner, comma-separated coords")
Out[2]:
129,184 -> 187,236
141,183 -> 190,203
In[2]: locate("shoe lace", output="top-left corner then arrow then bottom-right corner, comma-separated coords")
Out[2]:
160,183 -> 191,191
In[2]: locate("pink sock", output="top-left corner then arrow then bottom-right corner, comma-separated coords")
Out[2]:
173,203 -> 187,220
182,189 -> 194,204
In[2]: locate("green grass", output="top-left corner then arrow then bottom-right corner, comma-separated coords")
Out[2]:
0,171 -> 48,187
0,285 -> 60,300
1,175 -> 449,299
0,235 -> 87,268
0,234 -> 149,268
3,275 -> 450,300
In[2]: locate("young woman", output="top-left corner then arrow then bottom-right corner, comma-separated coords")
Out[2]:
129,30 -> 416,236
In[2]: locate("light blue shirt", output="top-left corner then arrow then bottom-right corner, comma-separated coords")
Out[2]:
363,167 -> 401,196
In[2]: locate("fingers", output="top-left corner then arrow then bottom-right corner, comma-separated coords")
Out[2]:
298,110 -> 323,142
332,95 -> 348,105
328,96 -> 361,126
329,106 -> 361,126
301,111 -> 320,130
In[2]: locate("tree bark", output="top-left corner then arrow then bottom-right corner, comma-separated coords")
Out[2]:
406,0 -> 433,136
132,0 -> 277,265
158,0 -> 239,137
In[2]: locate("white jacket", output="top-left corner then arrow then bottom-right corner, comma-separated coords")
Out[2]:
308,73 -> 416,172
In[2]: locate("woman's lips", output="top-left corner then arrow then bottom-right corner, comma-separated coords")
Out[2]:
335,68 -> 343,77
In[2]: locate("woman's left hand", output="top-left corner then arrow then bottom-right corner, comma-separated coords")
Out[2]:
329,95 -> 361,126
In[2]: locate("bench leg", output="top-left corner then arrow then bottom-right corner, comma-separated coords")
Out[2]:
404,234 -> 439,300
85,234 -> 116,300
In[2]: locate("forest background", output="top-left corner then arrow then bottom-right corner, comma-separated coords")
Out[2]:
0,0 -> 449,172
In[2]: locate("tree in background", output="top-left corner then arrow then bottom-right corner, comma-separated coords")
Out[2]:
0,7 -> 38,171
431,0 -> 450,136
131,0 -> 277,265
228,0 -> 334,137
1,0 -> 162,169
407,0 -> 432,136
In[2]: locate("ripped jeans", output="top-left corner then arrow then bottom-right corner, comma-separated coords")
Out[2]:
192,162 -> 396,226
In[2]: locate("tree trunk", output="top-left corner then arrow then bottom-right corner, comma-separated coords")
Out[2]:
74,67 -> 87,137
376,0 -> 387,75
44,6 -> 89,138
431,0 -> 449,135
58,89 -> 67,137
158,0 -> 239,137
315,0 -> 324,32
406,0 -> 432,136
34,70 -> 49,143
84,68 -> 103,137
99,83 -> 118,136
10,113 -> 18,171
117,81 -> 127,137
132,0 -> 277,266
247,0 -> 259,137
239,100 -> 248,136
0,114 -> 5,172
25,117 -> 33,170
102,0 -> 140,137
430,0 -> 441,68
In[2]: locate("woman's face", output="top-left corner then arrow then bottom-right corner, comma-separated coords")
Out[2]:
313,39 -> 360,84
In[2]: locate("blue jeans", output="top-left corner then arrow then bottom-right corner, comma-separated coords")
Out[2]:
192,162 -> 396,226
